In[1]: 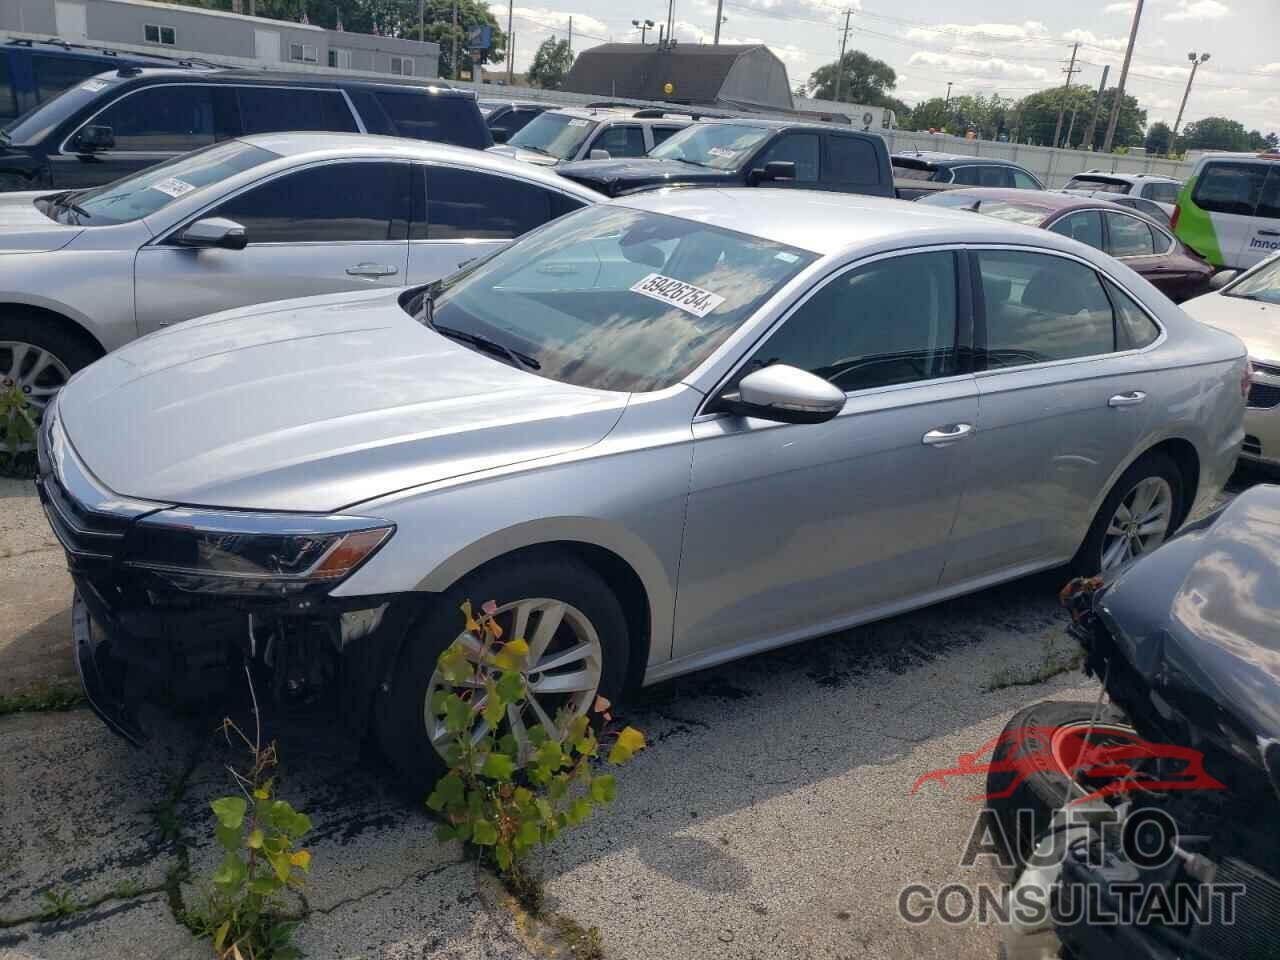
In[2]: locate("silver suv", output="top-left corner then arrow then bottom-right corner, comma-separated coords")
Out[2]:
0,133 -> 596,408
486,106 -> 693,166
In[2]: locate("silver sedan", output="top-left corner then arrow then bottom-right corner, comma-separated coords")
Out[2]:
40,189 -> 1247,787
0,132 -> 597,414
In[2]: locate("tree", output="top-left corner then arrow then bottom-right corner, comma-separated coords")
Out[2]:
908,97 -> 951,132
526,37 -> 573,90
1012,86 -> 1145,150
1145,121 -> 1172,155
1267,132 -> 1280,151
1180,116 -> 1253,152
806,50 -> 897,105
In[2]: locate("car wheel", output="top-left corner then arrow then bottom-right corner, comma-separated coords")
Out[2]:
0,316 -> 99,415
985,700 -> 1134,869
375,553 -> 631,792
1072,451 -> 1182,576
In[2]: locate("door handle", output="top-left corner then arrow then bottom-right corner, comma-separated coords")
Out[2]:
922,423 -> 974,445
346,262 -> 399,279
1108,391 -> 1147,407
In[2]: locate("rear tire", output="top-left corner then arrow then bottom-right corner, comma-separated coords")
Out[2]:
1071,451 -> 1183,576
374,553 -> 631,793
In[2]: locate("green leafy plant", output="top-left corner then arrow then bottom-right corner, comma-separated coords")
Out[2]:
38,888 -> 79,920
0,384 -> 38,479
190,672 -> 312,960
428,601 -> 646,897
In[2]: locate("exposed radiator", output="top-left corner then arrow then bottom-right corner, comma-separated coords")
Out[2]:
1194,857 -> 1280,960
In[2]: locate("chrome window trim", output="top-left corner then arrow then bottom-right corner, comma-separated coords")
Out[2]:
1045,207 -> 1177,261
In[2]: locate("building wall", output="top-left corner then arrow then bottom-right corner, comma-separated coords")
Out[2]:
719,49 -> 792,111
0,0 -> 59,34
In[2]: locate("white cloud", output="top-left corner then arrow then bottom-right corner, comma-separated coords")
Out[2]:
508,6 -> 608,39
1103,1 -> 1135,13
907,51 -> 1051,82
1259,63 -> 1280,75
905,20 -> 1051,44
1062,29 -> 1128,51
1164,0 -> 1230,21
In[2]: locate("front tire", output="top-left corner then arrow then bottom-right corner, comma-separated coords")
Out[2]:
1071,451 -> 1183,576
0,315 -> 100,413
374,553 -> 631,792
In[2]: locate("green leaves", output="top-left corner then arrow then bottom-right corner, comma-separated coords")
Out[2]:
471,819 -> 498,846
212,850 -> 246,892
496,670 -> 525,703
590,774 -> 617,804
608,726 -> 646,765
481,752 -> 515,782
210,796 -> 247,831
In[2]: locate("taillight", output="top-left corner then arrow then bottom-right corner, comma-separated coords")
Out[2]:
1242,358 -> 1254,399
1171,204 -> 1181,230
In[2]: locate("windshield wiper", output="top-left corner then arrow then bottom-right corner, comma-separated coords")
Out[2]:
50,190 -> 91,221
516,143 -> 553,157
433,324 -> 541,371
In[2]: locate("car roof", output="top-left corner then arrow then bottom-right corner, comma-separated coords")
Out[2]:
546,105 -> 695,122
612,187 -> 1082,258
929,187 -> 1150,216
1067,171 -> 1180,184
891,151 -> 1024,167
98,66 -> 469,95
240,131 -> 599,198
2,36 -> 216,68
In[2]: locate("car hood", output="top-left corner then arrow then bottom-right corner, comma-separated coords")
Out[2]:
1095,485 -> 1280,770
555,158 -> 735,197
0,191 -> 84,253
484,144 -> 559,166
1183,292 -> 1280,366
57,288 -> 629,513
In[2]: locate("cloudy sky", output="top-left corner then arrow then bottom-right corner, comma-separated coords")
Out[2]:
486,0 -> 1280,133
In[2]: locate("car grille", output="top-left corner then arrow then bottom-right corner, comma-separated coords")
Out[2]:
39,469 -> 130,563
1194,858 -> 1280,959
1244,435 -> 1264,458
1247,382 -> 1280,409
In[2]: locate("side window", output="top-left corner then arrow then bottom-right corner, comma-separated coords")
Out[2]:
377,92 -> 489,149
422,166 -> 553,240
33,56 -> 108,104
1011,169 -> 1041,190
951,166 -> 982,186
977,250 -> 1116,368
755,133 -> 819,182
82,85 -> 221,151
978,165 -> 1011,187
550,192 -> 588,218
1256,168 -> 1280,221
592,125 -> 646,157
1192,162 -> 1267,216
1048,210 -> 1104,251
1105,278 -> 1161,350
0,54 -> 16,118
824,135 -> 879,185
213,162 -> 409,243
1105,213 -> 1156,258
345,90 -> 394,135
1150,225 -> 1174,253
651,125 -> 682,147
237,87 -> 357,134
744,251 -> 957,393
1143,181 -> 1179,204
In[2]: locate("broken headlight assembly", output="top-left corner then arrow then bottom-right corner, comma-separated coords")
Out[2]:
120,508 -> 394,596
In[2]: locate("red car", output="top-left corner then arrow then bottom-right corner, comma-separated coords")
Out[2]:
919,187 -> 1214,303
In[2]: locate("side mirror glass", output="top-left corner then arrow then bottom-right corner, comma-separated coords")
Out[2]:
720,364 -> 845,425
175,217 -> 248,251
490,128 -> 510,143
589,148 -> 612,160
1210,270 -> 1238,291
74,124 -> 115,153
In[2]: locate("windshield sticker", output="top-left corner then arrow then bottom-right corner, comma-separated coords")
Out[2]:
81,79 -> 110,92
150,177 -> 197,199
774,252 -> 800,264
706,146 -> 738,159
567,118 -> 590,127
630,273 -> 726,318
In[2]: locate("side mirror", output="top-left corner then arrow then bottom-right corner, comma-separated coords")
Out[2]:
490,128 -> 510,143
174,217 -> 248,251
749,160 -> 796,185
719,364 -> 845,425
1210,270 -> 1238,291
589,149 -> 612,161
74,124 -> 114,154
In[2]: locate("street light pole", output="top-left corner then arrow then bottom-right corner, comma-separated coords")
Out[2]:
506,0 -> 514,83
714,0 -> 724,44
944,81 -> 952,108
833,9 -> 851,103
1102,0 -> 1143,153
1171,52 -> 1210,155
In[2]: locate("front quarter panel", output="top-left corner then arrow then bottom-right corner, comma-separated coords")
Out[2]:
333,387 -> 700,670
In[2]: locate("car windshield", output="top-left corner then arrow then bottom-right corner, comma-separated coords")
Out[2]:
648,123 -> 771,170
1225,256 -> 1280,305
415,205 -> 817,392
507,111 -> 597,159
917,192 -> 1050,225
1064,176 -> 1128,193
2,75 -> 120,145
41,140 -> 277,226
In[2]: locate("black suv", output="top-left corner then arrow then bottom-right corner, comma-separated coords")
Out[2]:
0,67 -> 491,191
892,150 -> 1044,200
554,118 -> 894,199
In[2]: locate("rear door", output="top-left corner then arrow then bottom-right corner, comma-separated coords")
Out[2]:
134,158 -> 411,333
1182,158 -> 1269,269
235,85 -> 360,135
821,132 -> 886,196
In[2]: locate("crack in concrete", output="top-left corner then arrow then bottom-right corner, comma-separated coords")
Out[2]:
308,858 -> 470,917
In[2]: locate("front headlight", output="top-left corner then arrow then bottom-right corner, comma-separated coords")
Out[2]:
122,508 -> 394,596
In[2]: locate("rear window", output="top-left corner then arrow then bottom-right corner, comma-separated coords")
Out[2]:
1143,181 -> 1180,204
1192,162 -> 1267,216
508,111 -> 599,160
917,192 -> 1050,226
375,91 -> 490,148
826,135 -> 880,184
1063,176 -> 1128,193
892,160 -> 939,182
237,87 -> 357,134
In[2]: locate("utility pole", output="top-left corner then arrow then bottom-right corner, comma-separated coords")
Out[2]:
665,0 -> 674,48
506,0 -> 514,83
1064,106 -> 1079,149
1080,64 -> 1109,150
832,9 -> 852,103
1052,42 -> 1081,150
944,80 -> 952,108
417,0 -> 424,42
1171,52 -> 1210,155
451,0 -> 459,80
1103,0 -> 1144,153
568,16 -> 573,54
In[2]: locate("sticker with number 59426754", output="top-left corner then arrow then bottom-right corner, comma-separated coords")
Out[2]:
629,273 -> 726,318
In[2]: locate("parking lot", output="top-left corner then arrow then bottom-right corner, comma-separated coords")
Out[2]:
0,473 -> 1113,960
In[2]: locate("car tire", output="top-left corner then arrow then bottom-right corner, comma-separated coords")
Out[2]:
1070,450 -> 1183,576
985,700 -> 1132,869
374,552 -> 631,793
0,314 -> 101,398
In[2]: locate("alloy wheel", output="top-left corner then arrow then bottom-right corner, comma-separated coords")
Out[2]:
1100,476 -> 1174,572
423,597 -> 604,761
1,340 -> 71,413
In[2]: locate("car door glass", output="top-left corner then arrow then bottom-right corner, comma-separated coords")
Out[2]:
1106,213 -> 1156,257
1257,168 -> 1280,220
824,135 -> 879,185
742,251 -> 957,393
592,125 -> 646,157
1011,169 -> 1041,190
212,161 -> 409,243
0,55 -> 15,118
1143,181 -> 1179,204
951,166 -> 982,186
83,84 -> 218,151
1105,278 -> 1161,350
421,166 -> 553,240
375,92 -> 488,148
978,165 -> 1010,187
1048,211 -> 1103,251
1192,162 -> 1266,216
1150,224 -> 1174,253
237,87 -> 357,134
755,133 -> 819,182
978,250 -> 1116,368
650,125 -> 682,147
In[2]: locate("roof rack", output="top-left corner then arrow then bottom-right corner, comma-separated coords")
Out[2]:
6,35 -> 220,68
631,108 -> 701,120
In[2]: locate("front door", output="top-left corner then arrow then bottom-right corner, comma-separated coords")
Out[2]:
674,249 -> 978,661
135,159 -> 411,334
